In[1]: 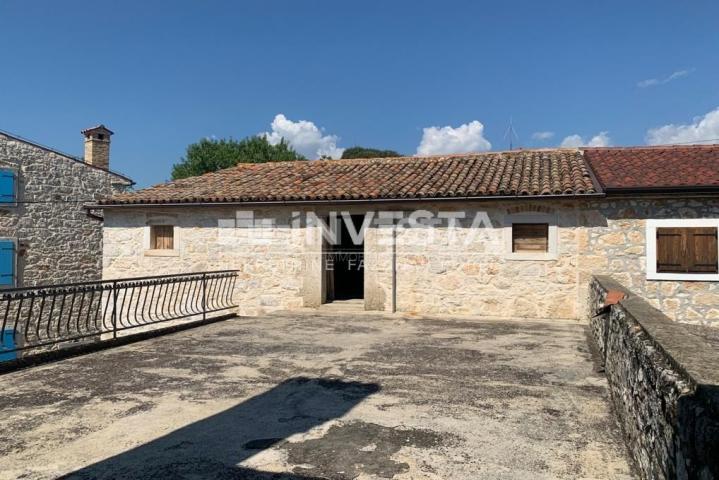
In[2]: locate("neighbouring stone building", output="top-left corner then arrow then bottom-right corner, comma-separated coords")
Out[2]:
0,126 -> 133,287
99,146 -> 719,326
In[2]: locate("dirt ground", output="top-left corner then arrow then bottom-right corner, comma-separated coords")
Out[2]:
0,311 -> 634,479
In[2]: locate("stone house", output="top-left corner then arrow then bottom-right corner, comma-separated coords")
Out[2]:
0,126 -> 133,288
99,146 -> 719,326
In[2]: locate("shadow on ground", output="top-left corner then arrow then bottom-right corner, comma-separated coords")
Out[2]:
60,377 -> 380,480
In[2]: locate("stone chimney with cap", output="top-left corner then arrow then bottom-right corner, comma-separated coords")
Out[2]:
81,124 -> 113,170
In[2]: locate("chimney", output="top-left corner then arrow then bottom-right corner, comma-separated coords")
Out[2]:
81,125 -> 113,169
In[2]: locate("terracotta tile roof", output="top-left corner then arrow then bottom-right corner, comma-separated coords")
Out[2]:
101,150 -> 599,205
584,145 -> 719,191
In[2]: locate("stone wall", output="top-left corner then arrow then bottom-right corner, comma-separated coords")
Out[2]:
380,201 -> 581,318
102,197 -> 719,324
0,133 -> 131,286
103,202 -> 586,318
583,197 -> 719,325
589,275 -> 719,480
103,206 -> 322,316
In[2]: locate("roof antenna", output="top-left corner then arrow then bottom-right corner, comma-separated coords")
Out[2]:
503,116 -> 519,150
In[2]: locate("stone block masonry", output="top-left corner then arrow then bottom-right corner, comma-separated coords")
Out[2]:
585,198 -> 719,325
103,197 -> 719,325
589,275 -> 719,479
0,133 -> 131,286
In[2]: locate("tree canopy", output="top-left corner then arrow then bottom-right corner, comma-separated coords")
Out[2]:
171,136 -> 305,180
340,146 -> 402,159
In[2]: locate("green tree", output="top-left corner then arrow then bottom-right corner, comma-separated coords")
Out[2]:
171,136 -> 305,180
341,146 -> 402,159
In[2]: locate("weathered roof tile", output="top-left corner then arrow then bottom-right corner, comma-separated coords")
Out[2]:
101,149 -> 599,205
584,145 -> 719,190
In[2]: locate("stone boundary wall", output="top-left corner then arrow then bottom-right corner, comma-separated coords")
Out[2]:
589,275 -> 719,480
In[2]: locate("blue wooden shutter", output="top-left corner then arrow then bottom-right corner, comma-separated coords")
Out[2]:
0,239 -> 17,360
0,330 -> 16,361
0,240 -> 15,287
0,169 -> 16,204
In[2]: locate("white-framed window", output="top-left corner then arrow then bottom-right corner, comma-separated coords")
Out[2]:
646,219 -> 719,281
503,212 -> 558,261
143,216 -> 180,257
0,238 -> 17,288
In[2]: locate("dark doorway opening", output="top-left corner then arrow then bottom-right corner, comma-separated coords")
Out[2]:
325,215 -> 365,302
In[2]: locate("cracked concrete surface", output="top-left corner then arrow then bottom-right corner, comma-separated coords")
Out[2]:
0,311 -> 633,479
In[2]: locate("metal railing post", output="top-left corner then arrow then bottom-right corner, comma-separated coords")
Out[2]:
202,274 -> 207,321
111,281 -> 118,339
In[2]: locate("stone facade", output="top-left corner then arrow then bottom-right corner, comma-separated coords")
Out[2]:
583,197 -> 719,325
103,207 -> 316,315
102,196 -> 719,325
0,132 -> 132,287
589,275 -> 719,480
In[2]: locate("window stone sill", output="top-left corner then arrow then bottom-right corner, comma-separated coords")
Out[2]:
144,249 -> 179,257
647,273 -> 719,282
504,252 -> 558,261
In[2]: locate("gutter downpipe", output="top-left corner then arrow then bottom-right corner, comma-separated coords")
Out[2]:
391,223 -> 397,313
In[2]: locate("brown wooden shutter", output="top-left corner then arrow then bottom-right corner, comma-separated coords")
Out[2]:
512,223 -> 549,252
151,226 -> 174,250
687,228 -> 718,273
656,227 -> 718,273
656,228 -> 685,272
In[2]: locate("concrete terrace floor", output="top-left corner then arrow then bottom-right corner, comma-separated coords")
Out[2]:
0,311 -> 634,479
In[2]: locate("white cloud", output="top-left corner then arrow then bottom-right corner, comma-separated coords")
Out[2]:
531,131 -> 554,141
637,68 -> 694,88
560,134 -> 584,148
560,131 -> 612,148
416,120 -> 491,156
646,107 -> 719,145
262,114 -> 344,159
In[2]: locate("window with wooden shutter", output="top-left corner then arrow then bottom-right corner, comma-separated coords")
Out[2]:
656,227 -> 718,274
150,225 -> 174,250
512,223 -> 549,253
0,169 -> 17,204
0,240 -> 16,287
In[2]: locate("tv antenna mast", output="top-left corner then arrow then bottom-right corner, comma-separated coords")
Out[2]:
503,117 -> 519,150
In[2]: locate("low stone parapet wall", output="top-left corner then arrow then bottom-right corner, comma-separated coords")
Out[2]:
589,276 -> 719,480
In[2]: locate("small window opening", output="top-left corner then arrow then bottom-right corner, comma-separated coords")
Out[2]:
150,225 -> 174,250
512,223 -> 549,253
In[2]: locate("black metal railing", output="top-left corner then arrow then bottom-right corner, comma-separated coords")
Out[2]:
0,270 -> 238,359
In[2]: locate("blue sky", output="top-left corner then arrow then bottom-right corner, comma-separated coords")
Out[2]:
1,1 -> 718,187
